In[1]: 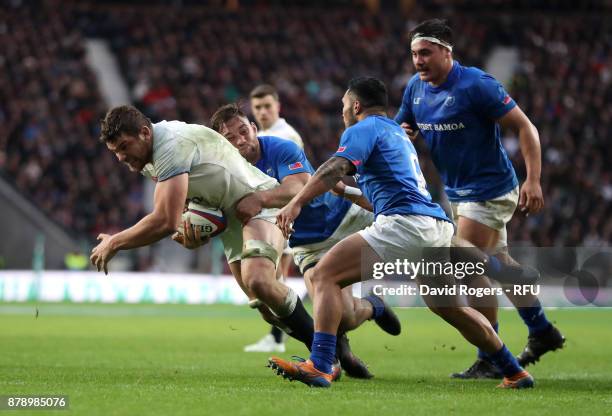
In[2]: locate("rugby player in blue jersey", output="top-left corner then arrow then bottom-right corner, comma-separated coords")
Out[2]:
269,77 -> 534,389
186,104 -> 403,378
395,19 -> 564,379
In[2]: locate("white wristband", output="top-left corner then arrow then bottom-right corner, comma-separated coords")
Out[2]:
344,186 -> 363,197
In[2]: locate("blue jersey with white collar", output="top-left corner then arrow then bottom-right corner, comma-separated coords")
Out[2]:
255,136 -> 351,247
333,115 -> 449,222
395,61 -> 519,202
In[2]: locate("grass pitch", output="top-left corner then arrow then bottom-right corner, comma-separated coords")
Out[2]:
1,303 -> 611,415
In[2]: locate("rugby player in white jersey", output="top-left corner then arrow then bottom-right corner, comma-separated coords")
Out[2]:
250,84 -> 303,147
90,105 -> 318,356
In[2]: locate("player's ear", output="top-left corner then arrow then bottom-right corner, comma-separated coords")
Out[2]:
443,46 -> 452,59
353,99 -> 362,116
140,125 -> 151,141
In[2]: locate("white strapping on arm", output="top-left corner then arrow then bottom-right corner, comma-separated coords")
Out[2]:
344,186 -> 363,197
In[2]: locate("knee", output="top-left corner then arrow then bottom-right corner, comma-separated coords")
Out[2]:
309,266 -> 325,289
246,274 -> 272,299
310,264 -> 335,291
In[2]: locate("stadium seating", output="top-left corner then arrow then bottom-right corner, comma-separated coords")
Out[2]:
1,1 -> 609,258
0,1 -> 145,240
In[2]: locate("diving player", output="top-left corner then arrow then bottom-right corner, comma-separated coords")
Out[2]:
90,105 -> 316,358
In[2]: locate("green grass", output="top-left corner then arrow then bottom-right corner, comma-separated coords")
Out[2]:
1,303 -> 611,415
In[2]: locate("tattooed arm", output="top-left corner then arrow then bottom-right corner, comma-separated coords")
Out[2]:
293,157 -> 354,206
276,157 -> 355,237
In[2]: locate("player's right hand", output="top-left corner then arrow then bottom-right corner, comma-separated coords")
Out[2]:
400,122 -> 419,141
331,181 -> 346,196
276,202 -> 301,240
172,217 -> 210,249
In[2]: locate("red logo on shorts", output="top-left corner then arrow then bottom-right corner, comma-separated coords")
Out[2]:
502,95 -> 512,105
288,162 -> 303,170
337,146 -> 347,153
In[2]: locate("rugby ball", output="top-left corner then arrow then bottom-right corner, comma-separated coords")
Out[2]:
181,202 -> 227,239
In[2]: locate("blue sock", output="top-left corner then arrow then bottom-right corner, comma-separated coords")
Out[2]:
517,299 -> 552,335
310,332 -> 337,374
364,295 -> 385,319
477,322 -> 499,361
488,344 -> 523,378
487,256 -> 502,274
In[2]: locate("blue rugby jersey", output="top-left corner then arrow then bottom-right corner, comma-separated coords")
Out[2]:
333,115 -> 449,222
395,61 -> 518,202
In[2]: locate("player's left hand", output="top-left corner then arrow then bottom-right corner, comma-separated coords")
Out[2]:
90,233 -> 117,275
519,179 -> 544,215
276,202 -> 301,239
235,193 -> 264,224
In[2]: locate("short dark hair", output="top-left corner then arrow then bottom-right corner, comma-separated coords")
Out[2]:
347,77 -> 388,109
409,19 -> 453,46
100,105 -> 152,143
210,103 -> 248,133
249,84 -> 279,101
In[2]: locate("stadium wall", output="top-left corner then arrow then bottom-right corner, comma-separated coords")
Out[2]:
0,178 -> 79,269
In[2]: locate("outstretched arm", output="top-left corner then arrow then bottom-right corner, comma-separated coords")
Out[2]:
292,157 -> 354,209
332,181 -> 373,212
276,157 -> 354,238
90,173 -> 188,273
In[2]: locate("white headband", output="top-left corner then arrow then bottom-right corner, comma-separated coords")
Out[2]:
411,33 -> 453,52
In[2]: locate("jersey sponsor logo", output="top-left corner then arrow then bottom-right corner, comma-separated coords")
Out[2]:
455,189 -> 473,196
337,146 -> 347,153
413,97 -> 422,105
444,96 -> 455,107
288,162 -> 303,170
417,122 -> 466,132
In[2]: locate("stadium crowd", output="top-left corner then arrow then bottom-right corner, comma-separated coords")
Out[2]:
0,1 -> 145,239
1,0 -> 610,257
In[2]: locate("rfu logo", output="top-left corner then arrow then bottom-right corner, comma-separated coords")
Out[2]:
444,96 -> 455,107
413,97 -> 422,105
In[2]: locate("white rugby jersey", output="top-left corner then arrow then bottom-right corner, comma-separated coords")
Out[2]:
142,120 -> 279,211
258,117 -> 303,148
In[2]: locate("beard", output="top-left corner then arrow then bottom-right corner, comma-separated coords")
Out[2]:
344,111 -> 358,128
